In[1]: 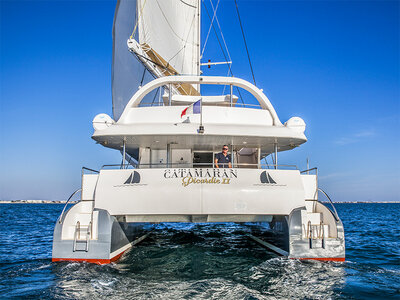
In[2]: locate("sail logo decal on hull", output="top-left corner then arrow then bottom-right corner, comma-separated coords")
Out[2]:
260,171 -> 276,184
254,171 -> 286,187
114,171 -> 147,187
124,171 -> 141,184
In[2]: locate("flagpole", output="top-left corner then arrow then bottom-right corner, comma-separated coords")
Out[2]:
199,98 -> 204,134
200,98 -> 202,126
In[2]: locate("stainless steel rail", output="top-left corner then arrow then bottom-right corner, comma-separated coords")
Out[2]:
58,188 -> 82,224
82,167 -> 99,174
318,188 -> 340,222
73,221 -> 80,252
101,163 -> 298,170
86,221 -> 91,252
300,167 -> 318,174
138,100 -> 262,109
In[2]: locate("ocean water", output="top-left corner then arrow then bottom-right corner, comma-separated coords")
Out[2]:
0,203 -> 399,299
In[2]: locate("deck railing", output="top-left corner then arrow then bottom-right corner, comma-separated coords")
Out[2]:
58,188 -> 82,224
101,163 -> 298,170
138,101 -> 263,109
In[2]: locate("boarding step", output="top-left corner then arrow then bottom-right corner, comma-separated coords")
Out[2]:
73,221 -> 91,252
306,223 -> 329,249
301,210 -> 330,238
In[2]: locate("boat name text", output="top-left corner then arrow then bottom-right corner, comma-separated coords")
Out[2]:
163,168 -> 237,187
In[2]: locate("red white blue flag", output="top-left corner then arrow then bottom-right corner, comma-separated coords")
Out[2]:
181,100 -> 201,118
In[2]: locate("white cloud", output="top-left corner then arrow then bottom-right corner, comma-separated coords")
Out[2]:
334,129 -> 376,145
319,172 -> 350,180
354,130 -> 375,137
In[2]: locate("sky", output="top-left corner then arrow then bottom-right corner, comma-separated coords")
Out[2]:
0,0 -> 399,202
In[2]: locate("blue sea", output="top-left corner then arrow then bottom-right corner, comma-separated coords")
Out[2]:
0,203 -> 399,299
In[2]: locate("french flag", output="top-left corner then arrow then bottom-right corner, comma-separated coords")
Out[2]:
181,99 -> 201,118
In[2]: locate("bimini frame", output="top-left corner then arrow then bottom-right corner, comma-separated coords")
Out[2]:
118,75 -> 282,126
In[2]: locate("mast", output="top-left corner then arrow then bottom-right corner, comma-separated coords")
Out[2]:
197,0 -> 201,92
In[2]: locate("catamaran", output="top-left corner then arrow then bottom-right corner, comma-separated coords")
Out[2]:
52,0 -> 345,264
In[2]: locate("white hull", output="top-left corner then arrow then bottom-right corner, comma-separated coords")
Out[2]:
52,167 -> 345,263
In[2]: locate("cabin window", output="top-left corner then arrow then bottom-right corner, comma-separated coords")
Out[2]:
235,148 -> 259,168
171,149 -> 192,167
193,152 -> 213,168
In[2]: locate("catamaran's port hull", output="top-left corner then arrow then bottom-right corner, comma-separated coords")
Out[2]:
52,208 -> 152,264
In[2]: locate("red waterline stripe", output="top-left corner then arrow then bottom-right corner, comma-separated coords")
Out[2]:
295,257 -> 345,262
52,249 -> 126,265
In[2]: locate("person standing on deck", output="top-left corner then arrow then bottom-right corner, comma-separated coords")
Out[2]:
215,145 -> 232,168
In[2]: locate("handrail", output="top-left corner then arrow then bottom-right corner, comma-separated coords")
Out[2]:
58,188 -> 82,224
101,163 -> 298,170
86,221 -> 91,252
73,221 -> 80,252
300,167 -> 318,174
318,188 -> 339,222
82,167 -> 99,174
138,101 -> 263,109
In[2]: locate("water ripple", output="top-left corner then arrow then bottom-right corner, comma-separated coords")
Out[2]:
0,203 -> 399,299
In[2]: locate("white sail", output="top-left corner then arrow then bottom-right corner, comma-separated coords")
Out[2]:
113,0 -> 201,121
138,0 -> 200,77
112,0 -> 149,121
129,0 -> 200,95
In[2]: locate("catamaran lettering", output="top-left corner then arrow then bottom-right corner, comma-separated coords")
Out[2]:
163,168 -> 237,179
182,176 -> 221,187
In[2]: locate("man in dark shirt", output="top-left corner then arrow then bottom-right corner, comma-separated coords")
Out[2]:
215,145 -> 232,168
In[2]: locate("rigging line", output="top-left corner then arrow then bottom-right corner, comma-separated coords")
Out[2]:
234,83 -> 244,105
134,52 -> 178,75
203,2 -> 244,103
131,0 -> 148,39
208,0 -> 231,62
158,85 -> 162,105
221,68 -> 230,95
140,68 -> 147,86
164,13 -> 195,74
155,0 -> 192,42
234,0 -> 256,86
180,0 -> 197,9
130,52 -> 157,80
209,0 -> 234,97
150,87 -> 160,106
201,0 -> 220,58
176,6 -> 198,74
202,1 -> 232,75
167,46 -> 185,66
